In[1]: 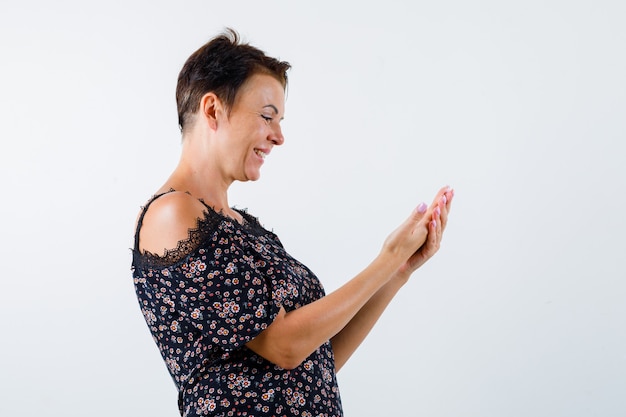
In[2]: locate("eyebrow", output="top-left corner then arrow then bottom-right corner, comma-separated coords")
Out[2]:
263,104 -> 279,114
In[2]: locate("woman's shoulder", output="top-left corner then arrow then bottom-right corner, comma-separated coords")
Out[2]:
136,190 -> 210,257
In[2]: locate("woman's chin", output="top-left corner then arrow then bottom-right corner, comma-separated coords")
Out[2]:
243,170 -> 261,182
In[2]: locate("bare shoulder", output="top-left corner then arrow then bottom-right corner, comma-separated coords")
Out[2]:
137,191 -> 208,256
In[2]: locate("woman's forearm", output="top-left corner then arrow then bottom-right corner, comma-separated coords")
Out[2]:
330,275 -> 406,372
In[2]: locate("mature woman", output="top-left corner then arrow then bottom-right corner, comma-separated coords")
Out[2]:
132,28 -> 453,417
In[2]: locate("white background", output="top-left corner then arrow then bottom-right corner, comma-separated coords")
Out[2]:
1,1 -> 625,416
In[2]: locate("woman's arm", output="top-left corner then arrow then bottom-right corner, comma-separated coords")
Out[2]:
330,187 -> 453,371
246,187 -> 453,369
246,251 -> 406,369
329,274 -> 405,371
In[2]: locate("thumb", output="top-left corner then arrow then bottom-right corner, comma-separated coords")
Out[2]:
411,202 -> 428,221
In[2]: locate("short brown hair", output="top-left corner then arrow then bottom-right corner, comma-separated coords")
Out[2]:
175,28 -> 291,131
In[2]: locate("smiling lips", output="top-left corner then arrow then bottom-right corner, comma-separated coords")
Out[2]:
254,148 -> 268,160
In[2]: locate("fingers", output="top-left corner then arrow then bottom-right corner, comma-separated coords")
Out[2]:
428,212 -> 439,249
430,186 -> 453,210
414,186 -> 453,223
414,186 -> 454,237
396,186 -> 454,277
431,204 -> 442,250
443,186 -> 454,215
434,186 -> 454,232
430,185 -> 454,244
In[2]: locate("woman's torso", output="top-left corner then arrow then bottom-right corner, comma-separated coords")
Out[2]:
131,191 -> 343,416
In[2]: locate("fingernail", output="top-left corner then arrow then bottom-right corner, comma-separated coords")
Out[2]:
417,202 -> 427,213
442,194 -> 447,204
434,207 -> 441,216
431,220 -> 437,228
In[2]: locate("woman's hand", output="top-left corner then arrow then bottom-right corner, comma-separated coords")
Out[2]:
381,200 -> 432,264
394,186 -> 454,282
381,186 -> 453,264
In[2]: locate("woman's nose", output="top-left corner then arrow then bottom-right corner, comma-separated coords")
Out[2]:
269,125 -> 284,146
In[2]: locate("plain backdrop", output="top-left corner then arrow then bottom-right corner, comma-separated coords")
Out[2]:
1,1 -> 625,416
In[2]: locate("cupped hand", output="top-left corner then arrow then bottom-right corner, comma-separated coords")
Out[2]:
394,186 -> 454,280
381,186 -> 450,263
381,203 -> 430,264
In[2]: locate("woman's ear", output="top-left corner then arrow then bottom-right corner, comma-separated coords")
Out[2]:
199,92 -> 222,130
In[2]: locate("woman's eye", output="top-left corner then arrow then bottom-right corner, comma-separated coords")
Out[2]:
261,115 -> 272,123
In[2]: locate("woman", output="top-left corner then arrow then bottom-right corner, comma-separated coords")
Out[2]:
132,28 -> 453,417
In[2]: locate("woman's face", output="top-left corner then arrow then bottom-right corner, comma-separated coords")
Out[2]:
217,73 -> 285,182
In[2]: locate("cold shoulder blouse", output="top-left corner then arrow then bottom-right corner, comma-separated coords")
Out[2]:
131,192 -> 343,417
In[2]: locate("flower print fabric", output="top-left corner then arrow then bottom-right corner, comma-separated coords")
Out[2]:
131,191 -> 343,417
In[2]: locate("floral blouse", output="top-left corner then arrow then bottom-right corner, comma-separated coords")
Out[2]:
131,192 -> 343,417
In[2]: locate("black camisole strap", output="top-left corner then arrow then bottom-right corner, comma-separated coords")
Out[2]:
133,190 -> 177,252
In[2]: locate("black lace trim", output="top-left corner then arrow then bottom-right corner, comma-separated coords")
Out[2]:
132,191 -> 271,270
133,209 -> 220,269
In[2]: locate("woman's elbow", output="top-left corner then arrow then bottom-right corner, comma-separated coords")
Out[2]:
275,349 -> 308,370
246,338 -> 307,370
261,346 -> 306,370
